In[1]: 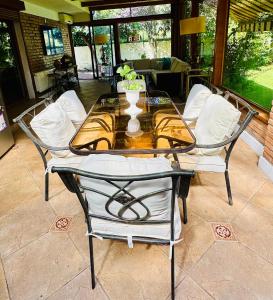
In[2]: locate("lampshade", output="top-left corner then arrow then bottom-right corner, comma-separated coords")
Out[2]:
94,34 -> 109,44
180,16 -> 206,35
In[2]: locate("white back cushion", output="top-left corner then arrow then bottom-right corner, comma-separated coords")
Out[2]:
79,154 -> 181,239
195,94 -> 241,155
30,102 -> 76,158
56,90 -> 86,126
80,155 -> 172,220
183,84 -> 212,119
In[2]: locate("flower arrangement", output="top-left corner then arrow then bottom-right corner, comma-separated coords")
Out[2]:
116,64 -> 144,91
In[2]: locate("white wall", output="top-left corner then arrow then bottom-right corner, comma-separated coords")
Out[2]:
120,41 -> 171,60
74,46 -> 92,71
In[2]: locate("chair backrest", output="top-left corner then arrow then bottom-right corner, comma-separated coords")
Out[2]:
194,92 -> 258,155
183,84 -> 212,120
51,155 -> 194,242
56,90 -> 87,127
13,98 -> 74,165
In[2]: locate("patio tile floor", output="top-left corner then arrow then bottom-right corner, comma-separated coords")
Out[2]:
1,81 -> 273,299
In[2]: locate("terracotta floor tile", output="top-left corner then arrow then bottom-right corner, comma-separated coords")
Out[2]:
0,258 -> 9,300
50,216 -> 73,232
3,232 -> 85,300
99,241 -> 185,300
172,276 -> 213,300
190,242 -> 273,300
211,222 -> 236,241
0,196 -> 55,258
47,268 -> 109,300
232,203 -> 273,264
251,180 -> 273,216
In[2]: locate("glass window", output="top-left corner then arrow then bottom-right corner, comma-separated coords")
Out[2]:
130,4 -> 171,17
93,4 -> 171,20
93,8 -> 131,20
223,1 -> 273,111
119,19 -> 172,60
199,0 -> 217,68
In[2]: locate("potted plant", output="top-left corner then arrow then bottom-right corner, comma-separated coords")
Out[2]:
116,64 -> 144,104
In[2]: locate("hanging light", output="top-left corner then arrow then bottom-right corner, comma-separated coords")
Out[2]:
180,16 -> 206,35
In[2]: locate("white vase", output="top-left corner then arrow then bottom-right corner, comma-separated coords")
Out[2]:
125,90 -> 139,105
127,116 -> 141,133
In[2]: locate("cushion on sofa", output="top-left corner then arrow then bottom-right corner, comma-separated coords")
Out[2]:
162,57 -> 172,70
183,84 -> 212,120
131,59 -> 151,70
30,102 -> 76,158
79,154 -> 181,240
150,59 -> 163,70
56,90 -> 87,128
194,94 -> 241,155
170,58 -> 180,72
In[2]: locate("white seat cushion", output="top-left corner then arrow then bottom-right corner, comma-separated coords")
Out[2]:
56,90 -> 87,127
79,154 -> 181,240
117,80 -> 146,93
30,103 -> 76,158
47,155 -> 84,172
183,84 -> 212,120
194,94 -> 241,155
177,153 -> 226,172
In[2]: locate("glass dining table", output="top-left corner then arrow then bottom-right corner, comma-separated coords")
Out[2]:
69,92 -> 196,157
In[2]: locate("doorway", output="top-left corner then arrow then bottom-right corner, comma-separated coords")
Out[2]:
71,25 -> 115,80
0,20 -> 27,121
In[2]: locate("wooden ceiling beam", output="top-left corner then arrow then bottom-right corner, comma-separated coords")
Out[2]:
231,0 -> 270,13
258,0 -> 273,10
231,3 -> 261,18
0,0 -> 25,11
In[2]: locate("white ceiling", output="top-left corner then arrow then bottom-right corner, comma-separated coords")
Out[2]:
24,0 -> 89,15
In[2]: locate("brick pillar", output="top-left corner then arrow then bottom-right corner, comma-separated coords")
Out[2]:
263,100 -> 273,164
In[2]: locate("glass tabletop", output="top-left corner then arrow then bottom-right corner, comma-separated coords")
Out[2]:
69,92 -> 196,156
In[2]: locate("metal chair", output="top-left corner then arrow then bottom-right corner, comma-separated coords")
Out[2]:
52,162 -> 194,300
13,98 -> 81,201
174,91 -> 258,214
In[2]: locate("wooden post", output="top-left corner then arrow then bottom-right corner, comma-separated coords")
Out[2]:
190,0 -> 199,66
172,0 -> 186,59
212,0 -> 230,86
113,23 -> 121,64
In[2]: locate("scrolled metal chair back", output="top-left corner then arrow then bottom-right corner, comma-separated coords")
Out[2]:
52,166 -> 194,231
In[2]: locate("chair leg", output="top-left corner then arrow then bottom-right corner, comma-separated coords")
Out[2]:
171,245 -> 175,300
88,235 -> 96,289
45,172 -> 49,201
182,197 -> 188,224
224,170 -> 233,206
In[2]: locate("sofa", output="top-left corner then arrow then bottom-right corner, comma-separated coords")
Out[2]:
125,57 -> 191,97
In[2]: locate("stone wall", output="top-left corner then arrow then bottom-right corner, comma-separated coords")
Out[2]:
20,12 -> 72,74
